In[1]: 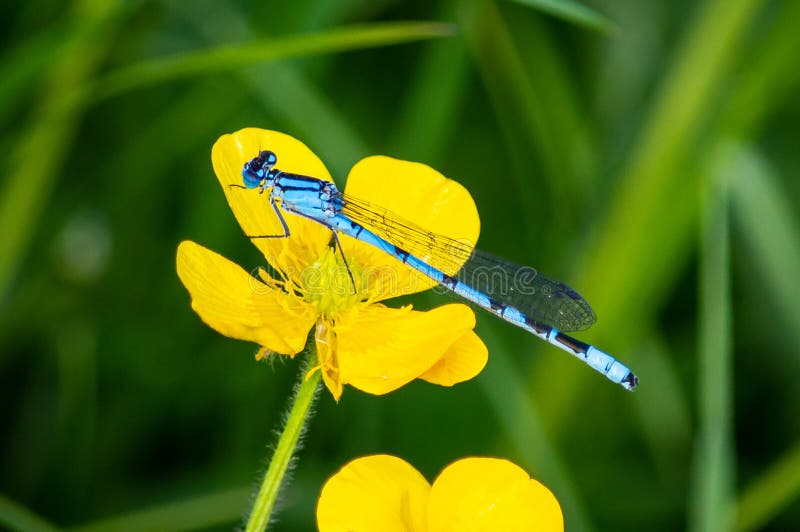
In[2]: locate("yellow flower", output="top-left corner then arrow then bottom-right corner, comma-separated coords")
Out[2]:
176,128 -> 488,399
316,454 -> 564,531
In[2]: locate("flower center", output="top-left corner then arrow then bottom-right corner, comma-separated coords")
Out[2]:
302,247 -> 367,318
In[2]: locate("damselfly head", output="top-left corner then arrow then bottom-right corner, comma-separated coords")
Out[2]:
242,150 -> 278,189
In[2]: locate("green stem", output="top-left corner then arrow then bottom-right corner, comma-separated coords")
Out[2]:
245,347 -> 321,532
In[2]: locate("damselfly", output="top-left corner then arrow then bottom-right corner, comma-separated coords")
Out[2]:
238,150 -> 638,390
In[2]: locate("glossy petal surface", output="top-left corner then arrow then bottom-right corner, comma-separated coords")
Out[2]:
418,331 -> 488,386
317,455 -> 431,532
341,155 -> 480,299
427,458 -> 564,532
334,303 -> 477,395
212,128 -> 332,278
176,240 -> 315,354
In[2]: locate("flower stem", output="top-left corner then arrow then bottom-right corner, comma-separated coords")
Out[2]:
245,347 -> 321,532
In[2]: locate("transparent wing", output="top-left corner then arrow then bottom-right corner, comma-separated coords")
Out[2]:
455,248 -> 596,331
341,193 -> 474,276
340,193 -> 596,332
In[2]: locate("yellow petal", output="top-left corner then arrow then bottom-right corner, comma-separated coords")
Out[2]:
317,454 -> 430,532
418,331 -> 488,386
176,240 -> 316,354
211,128 -> 332,277
341,156 -> 480,300
427,458 -> 563,532
334,303 -> 477,395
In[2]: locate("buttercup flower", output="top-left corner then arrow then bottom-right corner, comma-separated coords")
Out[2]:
316,454 -> 564,531
177,128 -> 488,399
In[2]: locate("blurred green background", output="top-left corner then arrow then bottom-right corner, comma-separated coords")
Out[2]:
2,0 -> 800,530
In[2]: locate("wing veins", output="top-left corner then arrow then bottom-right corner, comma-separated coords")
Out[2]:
339,192 -> 596,331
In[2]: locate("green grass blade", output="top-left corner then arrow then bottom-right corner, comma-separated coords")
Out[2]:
582,0 -> 763,326
735,441 -> 800,532
245,64 -> 370,177
83,22 -> 454,106
458,0 -> 541,190
69,488 -> 249,532
459,0 -> 579,246
0,0 -> 145,126
720,0 -> 800,136
688,142 -> 736,532
388,6 -> 470,161
0,26 -> 61,126
506,0 -> 615,33
533,0 -> 766,421
729,145 -> 800,355
630,335 -> 692,482
0,1 -> 126,303
0,494 -> 59,532
97,80 -> 245,190
501,5 -> 600,205
176,1 -> 372,177
477,321 -> 595,532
